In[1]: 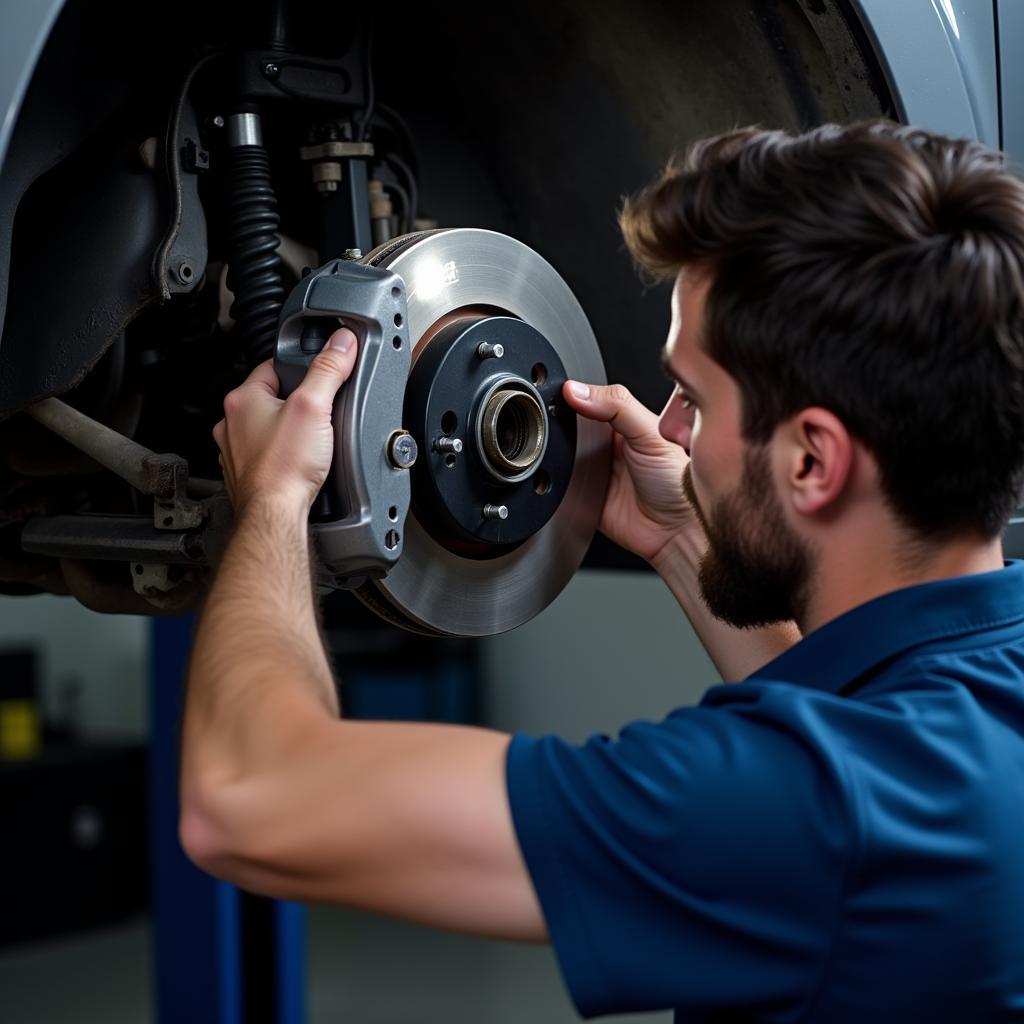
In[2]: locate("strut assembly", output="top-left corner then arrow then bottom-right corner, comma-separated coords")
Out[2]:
225,111 -> 286,367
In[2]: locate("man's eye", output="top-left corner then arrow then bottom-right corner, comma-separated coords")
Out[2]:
678,388 -> 696,411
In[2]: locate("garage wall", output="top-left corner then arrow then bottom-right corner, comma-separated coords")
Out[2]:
481,567 -> 719,743
0,594 -> 148,740
0,565 -> 718,746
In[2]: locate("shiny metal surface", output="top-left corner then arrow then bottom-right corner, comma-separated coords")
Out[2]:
226,112 -> 263,149
849,0 -> 997,146
386,430 -> 418,469
477,341 -> 504,360
997,0 -> 1024,164
363,228 -> 610,636
0,0 -> 64,177
478,379 -> 548,480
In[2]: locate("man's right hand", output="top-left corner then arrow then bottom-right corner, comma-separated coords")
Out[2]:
563,380 -> 697,563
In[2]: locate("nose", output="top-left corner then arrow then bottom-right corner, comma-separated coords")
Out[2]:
659,392 -> 694,455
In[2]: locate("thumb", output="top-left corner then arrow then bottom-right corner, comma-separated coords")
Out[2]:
563,379 -> 661,443
293,328 -> 359,409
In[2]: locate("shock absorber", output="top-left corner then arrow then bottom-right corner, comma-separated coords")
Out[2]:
225,110 -> 285,367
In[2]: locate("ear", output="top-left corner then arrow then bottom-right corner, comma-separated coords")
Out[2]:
779,408 -> 853,517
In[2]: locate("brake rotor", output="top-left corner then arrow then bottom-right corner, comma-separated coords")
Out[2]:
355,228 -> 611,637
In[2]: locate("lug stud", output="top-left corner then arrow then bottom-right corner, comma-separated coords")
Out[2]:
477,342 -> 504,360
483,504 -> 509,521
433,436 -> 464,454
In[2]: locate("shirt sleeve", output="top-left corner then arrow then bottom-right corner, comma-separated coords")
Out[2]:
505,692 -> 855,1019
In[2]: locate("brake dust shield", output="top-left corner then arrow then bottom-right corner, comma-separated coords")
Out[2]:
355,228 -> 611,637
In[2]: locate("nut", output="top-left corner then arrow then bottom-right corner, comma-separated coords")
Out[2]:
312,162 -> 342,193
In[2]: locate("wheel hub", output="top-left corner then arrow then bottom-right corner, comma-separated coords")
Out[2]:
403,314 -> 576,552
355,228 -> 611,637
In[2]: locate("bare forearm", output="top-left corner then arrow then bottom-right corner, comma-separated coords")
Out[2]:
178,504 -> 540,937
652,528 -> 800,681
183,496 -> 337,785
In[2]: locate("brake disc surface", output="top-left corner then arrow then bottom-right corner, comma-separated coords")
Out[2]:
356,228 -> 611,637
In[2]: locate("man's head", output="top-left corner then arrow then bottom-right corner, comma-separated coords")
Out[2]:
623,121 -> 1024,627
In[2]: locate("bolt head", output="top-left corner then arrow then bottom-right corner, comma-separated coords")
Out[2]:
342,248 -> 363,261
213,115 -> 225,128
388,431 -> 418,469
173,261 -> 195,285
263,62 -> 280,78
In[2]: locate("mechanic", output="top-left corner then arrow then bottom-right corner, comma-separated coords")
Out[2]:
180,120 -> 1024,1021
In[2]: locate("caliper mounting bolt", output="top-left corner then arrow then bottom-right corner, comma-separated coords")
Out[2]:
387,431 -> 418,469
477,342 -> 504,360
483,504 -> 509,521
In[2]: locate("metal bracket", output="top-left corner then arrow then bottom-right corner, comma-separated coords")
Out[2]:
275,260 -> 412,585
142,454 -> 204,530
153,59 -> 211,299
24,397 -> 205,532
299,141 -> 375,161
131,562 -> 187,597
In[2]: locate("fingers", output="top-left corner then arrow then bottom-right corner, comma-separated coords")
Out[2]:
220,361 -> 279,423
212,418 -> 226,451
243,359 -> 281,397
562,379 -> 661,442
291,328 -> 358,411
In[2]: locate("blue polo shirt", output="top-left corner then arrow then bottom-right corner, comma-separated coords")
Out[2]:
506,562 -> 1024,1022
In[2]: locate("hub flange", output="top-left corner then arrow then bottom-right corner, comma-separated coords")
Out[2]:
404,315 -> 576,552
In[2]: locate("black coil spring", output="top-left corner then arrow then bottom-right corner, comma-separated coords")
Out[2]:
225,144 -> 285,367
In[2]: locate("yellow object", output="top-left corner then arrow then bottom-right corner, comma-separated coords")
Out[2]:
0,699 -> 41,760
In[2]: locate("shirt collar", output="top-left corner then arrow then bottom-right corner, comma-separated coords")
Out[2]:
745,560 -> 1024,695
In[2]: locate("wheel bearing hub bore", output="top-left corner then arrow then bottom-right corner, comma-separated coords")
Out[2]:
479,381 -> 547,480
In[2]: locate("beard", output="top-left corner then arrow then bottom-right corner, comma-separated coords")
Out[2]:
682,448 -> 813,629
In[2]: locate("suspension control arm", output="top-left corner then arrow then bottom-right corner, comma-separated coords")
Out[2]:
24,397 -> 205,530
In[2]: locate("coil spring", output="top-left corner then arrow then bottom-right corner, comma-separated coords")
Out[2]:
225,144 -> 285,367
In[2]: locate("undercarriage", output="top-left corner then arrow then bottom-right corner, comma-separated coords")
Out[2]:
0,0 -> 891,627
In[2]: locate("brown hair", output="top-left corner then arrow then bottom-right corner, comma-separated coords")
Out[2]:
622,121 -> 1024,539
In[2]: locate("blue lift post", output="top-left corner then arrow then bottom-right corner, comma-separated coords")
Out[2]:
150,614 -> 306,1024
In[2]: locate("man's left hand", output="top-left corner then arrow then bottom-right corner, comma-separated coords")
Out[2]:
212,327 -> 358,514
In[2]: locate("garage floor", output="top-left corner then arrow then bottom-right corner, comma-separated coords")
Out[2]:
0,905 -> 669,1022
